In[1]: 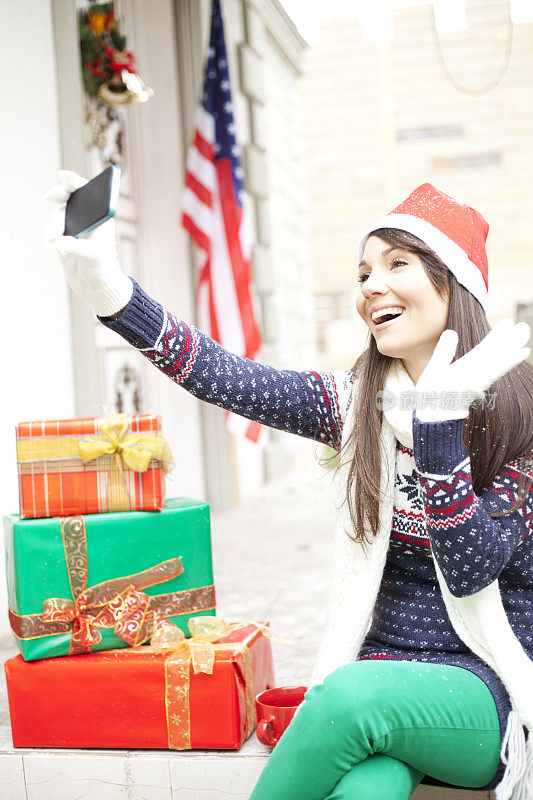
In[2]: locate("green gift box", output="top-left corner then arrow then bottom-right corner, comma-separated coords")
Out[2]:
4,498 -> 216,661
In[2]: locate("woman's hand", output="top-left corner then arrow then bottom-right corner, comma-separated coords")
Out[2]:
44,170 -> 133,317
415,319 -> 531,423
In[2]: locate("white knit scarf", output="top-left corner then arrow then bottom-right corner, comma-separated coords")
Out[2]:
324,359 -> 533,800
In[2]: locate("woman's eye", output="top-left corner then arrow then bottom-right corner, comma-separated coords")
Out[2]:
357,259 -> 406,284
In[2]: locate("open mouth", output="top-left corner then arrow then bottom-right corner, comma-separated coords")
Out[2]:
371,307 -> 405,332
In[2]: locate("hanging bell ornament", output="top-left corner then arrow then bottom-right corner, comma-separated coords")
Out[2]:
98,69 -> 154,106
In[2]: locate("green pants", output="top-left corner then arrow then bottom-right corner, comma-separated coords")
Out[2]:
250,660 -> 502,800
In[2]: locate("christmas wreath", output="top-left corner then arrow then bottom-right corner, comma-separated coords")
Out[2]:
79,2 -> 152,104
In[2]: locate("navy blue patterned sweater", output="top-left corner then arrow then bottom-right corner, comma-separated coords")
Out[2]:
101,279 -> 532,791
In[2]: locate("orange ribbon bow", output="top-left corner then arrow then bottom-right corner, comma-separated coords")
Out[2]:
42,584 -> 159,649
38,516 -> 184,654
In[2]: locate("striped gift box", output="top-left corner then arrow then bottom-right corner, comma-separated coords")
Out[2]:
16,413 -> 172,519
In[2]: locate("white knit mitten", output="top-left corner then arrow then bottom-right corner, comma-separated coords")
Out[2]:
44,170 -> 133,317
415,319 -> 531,423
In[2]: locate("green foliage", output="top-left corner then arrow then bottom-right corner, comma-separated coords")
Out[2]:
79,2 -> 130,96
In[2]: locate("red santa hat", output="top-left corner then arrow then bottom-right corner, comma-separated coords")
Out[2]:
358,183 -> 489,312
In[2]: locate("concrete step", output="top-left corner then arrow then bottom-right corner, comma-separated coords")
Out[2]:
0,731 -> 493,800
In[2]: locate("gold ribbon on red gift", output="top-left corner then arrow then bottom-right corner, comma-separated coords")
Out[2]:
77,412 -> 174,512
150,616 -> 291,749
8,516 -> 216,654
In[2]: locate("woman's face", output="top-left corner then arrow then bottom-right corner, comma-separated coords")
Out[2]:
355,235 -> 449,384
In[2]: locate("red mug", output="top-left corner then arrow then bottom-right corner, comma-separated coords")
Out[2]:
255,686 -> 307,747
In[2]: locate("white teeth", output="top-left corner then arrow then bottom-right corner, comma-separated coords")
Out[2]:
371,306 -> 405,323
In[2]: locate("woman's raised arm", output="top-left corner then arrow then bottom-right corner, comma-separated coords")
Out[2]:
45,171 -> 354,450
103,279 -> 354,449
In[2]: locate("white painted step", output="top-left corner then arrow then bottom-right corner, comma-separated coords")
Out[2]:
0,736 -> 493,800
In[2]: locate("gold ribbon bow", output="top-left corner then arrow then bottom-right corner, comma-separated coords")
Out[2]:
150,616 -> 291,750
152,617 -> 238,674
78,412 -> 174,473
151,616 -> 291,674
78,412 -> 174,511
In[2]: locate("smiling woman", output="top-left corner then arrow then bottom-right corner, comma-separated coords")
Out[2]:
46,174 -> 533,800
345,216 -> 531,545
355,234 -> 449,383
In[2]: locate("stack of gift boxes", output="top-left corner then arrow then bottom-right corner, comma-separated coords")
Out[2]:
3,412 -> 275,750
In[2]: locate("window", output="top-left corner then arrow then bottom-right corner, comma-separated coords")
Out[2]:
396,125 -> 463,142
315,293 -> 353,352
432,153 -> 501,170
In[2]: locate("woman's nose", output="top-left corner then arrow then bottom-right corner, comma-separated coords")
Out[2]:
361,274 -> 387,297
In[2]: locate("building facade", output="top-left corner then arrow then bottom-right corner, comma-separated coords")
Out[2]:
302,0 -> 533,370
0,0 -> 316,637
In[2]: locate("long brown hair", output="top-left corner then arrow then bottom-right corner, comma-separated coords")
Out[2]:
336,227 -> 533,552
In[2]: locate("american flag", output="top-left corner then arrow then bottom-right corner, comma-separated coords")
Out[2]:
182,0 -> 262,443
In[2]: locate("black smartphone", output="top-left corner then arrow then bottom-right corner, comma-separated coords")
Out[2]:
64,165 -> 121,238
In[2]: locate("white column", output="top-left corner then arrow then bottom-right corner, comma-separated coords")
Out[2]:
0,0 -> 76,638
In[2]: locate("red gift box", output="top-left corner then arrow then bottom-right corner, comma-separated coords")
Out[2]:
4,622 -> 275,749
16,413 -> 173,519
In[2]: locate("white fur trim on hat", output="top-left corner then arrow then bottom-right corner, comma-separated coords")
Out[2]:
358,213 -> 489,313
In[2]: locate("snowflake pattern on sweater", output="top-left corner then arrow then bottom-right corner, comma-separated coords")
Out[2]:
361,443 -> 532,646
101,279 -> 533,792
113,282 -> 351,450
